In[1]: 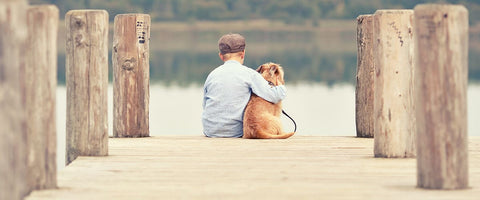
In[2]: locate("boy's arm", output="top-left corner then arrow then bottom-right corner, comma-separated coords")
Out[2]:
249,72 -> 287,104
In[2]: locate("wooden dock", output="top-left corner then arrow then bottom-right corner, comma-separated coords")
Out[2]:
26,136 -> 480,200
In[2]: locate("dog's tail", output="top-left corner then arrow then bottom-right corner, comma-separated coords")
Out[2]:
257,131 -> 295,139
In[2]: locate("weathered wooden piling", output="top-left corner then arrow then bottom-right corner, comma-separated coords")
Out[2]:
0,1 -> 29,199
355,14 -> 375,138
66,10 -> 109,165
25,4 -> 59,190
414,4 -> 469,190
373,10 -> 416,158
113,14 -> 150,137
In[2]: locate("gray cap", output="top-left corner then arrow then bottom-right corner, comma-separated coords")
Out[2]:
218,33 -> 246,55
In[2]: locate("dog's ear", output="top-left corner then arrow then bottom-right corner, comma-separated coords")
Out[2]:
269,64 -> 277,75
256,65 -> 264,73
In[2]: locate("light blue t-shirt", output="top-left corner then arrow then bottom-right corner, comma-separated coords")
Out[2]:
202,60 -> 287,138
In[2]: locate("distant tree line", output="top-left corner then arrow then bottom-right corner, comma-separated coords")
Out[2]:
29,0 -> 480,25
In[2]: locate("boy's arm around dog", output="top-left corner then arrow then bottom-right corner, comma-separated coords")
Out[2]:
248,71 -> 287,104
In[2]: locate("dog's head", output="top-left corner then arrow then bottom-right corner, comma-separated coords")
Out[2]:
256,62 -> 285,86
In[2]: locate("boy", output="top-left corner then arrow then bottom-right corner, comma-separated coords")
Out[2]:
202,33 -> 287,137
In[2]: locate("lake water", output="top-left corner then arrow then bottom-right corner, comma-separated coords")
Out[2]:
55,83 -> 480,169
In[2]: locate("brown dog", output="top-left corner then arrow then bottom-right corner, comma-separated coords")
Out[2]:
243,63 -> 295,139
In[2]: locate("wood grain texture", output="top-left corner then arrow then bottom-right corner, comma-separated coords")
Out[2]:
26,136 -> 480,200
113,14 -> 150,137
373,10 -> 416,158
0,1 -> 29,199
25,5 -> 59,191
65,10 -> 109,165
355,14 -> 375,138
414,4 -> 469,190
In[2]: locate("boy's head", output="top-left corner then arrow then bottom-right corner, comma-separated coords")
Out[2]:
218,33 -> 246,62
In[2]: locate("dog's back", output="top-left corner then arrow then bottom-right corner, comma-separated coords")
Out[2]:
243,63 -> 295,139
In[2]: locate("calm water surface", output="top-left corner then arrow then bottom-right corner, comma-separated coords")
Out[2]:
56,83 -> 480,169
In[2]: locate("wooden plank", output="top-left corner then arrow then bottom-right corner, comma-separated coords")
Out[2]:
355,14 -> 374,138
113,14 -> 150,137
0,0 -> 29,199
414,4 -> 469,190
26,136 -> 480,200
373,10 -> 416,158
65,10 -> 109,165
25,4 -> 59,190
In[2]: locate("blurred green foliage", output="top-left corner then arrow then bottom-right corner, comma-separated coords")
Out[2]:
29,0 -> 480,25
36,0 -> 480,85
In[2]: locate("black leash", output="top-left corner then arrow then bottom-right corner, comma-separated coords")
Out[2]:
282,109 -> 297,132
